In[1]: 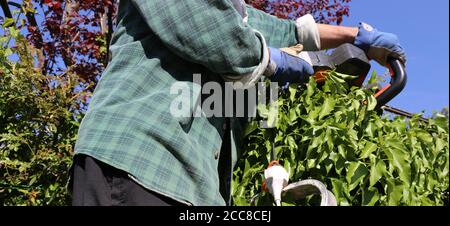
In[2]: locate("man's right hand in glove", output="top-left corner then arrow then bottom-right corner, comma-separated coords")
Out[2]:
353,22 -> 406,66
267,47 -> 314,86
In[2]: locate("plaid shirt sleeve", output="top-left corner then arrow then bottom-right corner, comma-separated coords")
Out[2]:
246,6 -> 321,51
131,0 -> 269,82
245,6 -> 299,48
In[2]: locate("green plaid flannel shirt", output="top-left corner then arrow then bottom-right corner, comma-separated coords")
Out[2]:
74,0 -> 313,206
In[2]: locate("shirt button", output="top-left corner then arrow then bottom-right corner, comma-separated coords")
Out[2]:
214,151 -> 220,160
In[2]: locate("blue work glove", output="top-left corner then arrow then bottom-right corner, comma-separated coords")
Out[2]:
354,22 -> 406,66
268,47 -> 314,86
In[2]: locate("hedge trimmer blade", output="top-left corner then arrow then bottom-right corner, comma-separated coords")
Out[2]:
382,105 -> 429,123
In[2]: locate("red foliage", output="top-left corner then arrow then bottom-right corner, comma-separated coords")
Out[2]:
26,0 -> 117,84
245,0 -> 351,24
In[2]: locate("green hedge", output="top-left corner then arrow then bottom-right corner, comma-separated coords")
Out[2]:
232,72 -> 449,206
0,28 -> 90,206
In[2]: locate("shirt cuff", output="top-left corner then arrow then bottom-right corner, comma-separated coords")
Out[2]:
296,14 -> 321,51
222,29 -> 270,89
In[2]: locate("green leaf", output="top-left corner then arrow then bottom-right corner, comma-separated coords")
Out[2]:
330,74 -> 347,84
306,78 -> 317,98
2,17 -> 14,28
337,145 -> 347,160
416,131 -> 433,144
383,139 -> 411,185
330,178 -> 350,206
333,71 -> 359,80
435,138 -> 446,152
280,201 -> 296,206
243,121 -> 258,137
369,160 -> 386,187
361,141 -> 378,159
366,94 -> 377,111
286,135 -> 297,150
323,159 -> 334,174
244,159 -> 251,175
284,160 -> 293,178
319,97 -> 335,120
330,152 -> 345,174
306,106 -> 321,124
265,140 -> 272,156
346,162 -> 369,191
368,70 -> 379,86
307,159 -> 317,169
28,176 -> 37,186
362,187 -> 380,206
288,108 -> 298,124
257,104 -> 269,118
289,85 -> 297,103
433,114 -> 449,132
4,48 -> 13,57
8,27 -> 20,39
387,179 -> 404,206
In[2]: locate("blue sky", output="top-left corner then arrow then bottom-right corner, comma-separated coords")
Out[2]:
341,0 -> 449,117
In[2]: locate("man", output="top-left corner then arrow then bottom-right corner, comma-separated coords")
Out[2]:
70,0 -> 405,206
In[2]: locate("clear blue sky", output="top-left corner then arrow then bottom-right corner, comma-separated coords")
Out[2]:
341,0 -> 449,117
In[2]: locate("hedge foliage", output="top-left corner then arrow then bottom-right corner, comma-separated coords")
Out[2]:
232,72 -> 449,206
0,28 -> 90,205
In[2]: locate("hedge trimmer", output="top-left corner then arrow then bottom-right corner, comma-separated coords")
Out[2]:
302,43 -> 407,109
262,43 -> 413,206
301,43 -> 428,121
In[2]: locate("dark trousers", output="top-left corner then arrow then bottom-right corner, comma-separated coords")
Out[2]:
70,154 -> 185,206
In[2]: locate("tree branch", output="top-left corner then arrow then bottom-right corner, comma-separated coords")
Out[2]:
1,0 -> 12,18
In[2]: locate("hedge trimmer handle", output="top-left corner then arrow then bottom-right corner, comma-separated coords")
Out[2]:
374,58 -> 407,108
